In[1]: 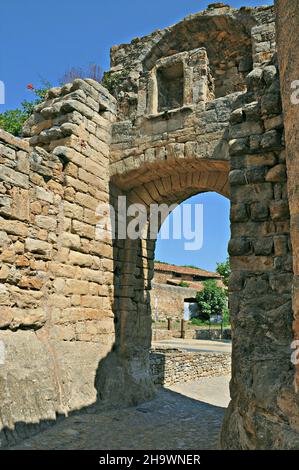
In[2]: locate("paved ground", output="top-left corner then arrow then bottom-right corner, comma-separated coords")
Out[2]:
9,375 -> 230,450
169,375 -> 231,408
152,338 -> 232,354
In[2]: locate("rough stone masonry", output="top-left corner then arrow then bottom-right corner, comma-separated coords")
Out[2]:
150,348 -> 231,386
0,1 -> 298,450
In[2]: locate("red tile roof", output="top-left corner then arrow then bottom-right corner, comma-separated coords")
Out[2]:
166,279 -> 224,290
154,262 -> 221,278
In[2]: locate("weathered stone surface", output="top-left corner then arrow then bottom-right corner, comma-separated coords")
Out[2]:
25,238 -> 52,256
150,348 -> 231,386
0,77 -> 117,447
0,166 -> 29,189
266,163 -> 286,182
277,0 -> 299,405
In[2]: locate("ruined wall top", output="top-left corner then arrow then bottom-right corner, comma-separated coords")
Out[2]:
106,3 -> 275,123
108,3 -> 276,192
110,3 -> 275,71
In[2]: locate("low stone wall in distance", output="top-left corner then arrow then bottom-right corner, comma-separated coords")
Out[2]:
150,348 -> 231,386
195,329 -> 232,340
152,327 -> 232,341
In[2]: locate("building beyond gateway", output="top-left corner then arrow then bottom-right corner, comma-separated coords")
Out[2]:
152,262 -> 223,321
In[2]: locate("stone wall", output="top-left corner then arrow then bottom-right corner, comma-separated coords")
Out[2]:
0,80 -> 117,447
152,327 -> 231,341
195,329 -> 231,340
107,4 -> 299,449
150,348 -> 231,386
151,283 -> 197,322
276,0 -> 299,392
221,55 -> 298,450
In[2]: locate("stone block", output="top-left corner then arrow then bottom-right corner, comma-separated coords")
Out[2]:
17,151 -> 30,174
167,143 -> 185,160
1,307 -> 47,330
229,108 -> 243,125
229,121 -> 263,139
246,167 -> 266,184
0,166 -> 29,189
229,138 -> 249,156
228,237 -> 252,256
62,232 -> 81,250
64,280 -> 90,295
253,237 -> 274,256
36,187 -> 54,203
261,130 -> 282,150
231,183 -> 273,204
63,201 -> 84,220
270,201 -> 290,221
250,202 -> 269,221
265,164 -> 286,182
35,215 -> 57,231
68,250 -> 93,267
25,238 -> 52,256
75,193 -> 98,211
229,170 -> 246,186
274,235 -> 288,256
72,220 -> 95,239
0,218 -> 28,237
230,203 -> 248,222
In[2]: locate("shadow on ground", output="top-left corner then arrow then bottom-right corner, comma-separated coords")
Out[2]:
7,387 -> 226,450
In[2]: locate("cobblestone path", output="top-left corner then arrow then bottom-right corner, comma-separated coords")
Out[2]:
10,376 -> 230,450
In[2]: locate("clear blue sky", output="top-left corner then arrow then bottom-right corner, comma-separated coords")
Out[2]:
1,0 -> 273,111
155,193 -> 230,272
0,0 -> 272,272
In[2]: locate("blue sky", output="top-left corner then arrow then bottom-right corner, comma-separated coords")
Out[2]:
0,0 -> 273,272
1,0 -> 273,111
155,193 -> 230,272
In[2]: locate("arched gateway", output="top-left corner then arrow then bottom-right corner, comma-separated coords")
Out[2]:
0,2 -> 298,449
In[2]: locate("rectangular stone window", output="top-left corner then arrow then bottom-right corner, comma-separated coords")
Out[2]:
157,62 -> 184,112
144,49 -> 209,117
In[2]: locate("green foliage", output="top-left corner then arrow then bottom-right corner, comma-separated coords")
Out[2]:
102,70 -> 129,95
182,264 -> 200,270
0,82 -> 51,137
196,280 -> 228,322
0,109 -> 29,137
222,307 -> 230,327
216,257 -> 231,287
190,316 -> 230,328
191,317 -> 209,327
179,281 -> 190,288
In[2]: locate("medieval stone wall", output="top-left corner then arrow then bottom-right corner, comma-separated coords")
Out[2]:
220,58 -> 299,449
276,0 -> 299,392
0,81 -> 117,447
107,4 -> 299,449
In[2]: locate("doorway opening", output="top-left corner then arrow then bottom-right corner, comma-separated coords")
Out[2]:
151,191 -> 231,414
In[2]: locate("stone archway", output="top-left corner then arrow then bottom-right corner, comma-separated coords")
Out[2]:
96,161 -> 229,407
105,4 -> 299,447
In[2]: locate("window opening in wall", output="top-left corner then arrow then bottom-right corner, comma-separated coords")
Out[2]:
157,62 -> 184,112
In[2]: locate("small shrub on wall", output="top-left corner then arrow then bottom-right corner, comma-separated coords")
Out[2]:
0,82 -> 50,137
